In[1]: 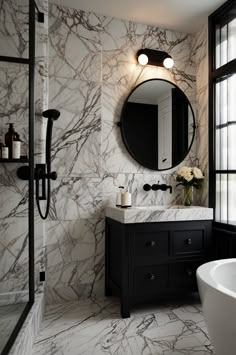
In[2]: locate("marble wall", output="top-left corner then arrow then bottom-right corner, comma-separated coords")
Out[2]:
46,2 -> 204,303
0,0 -> 209,306
194,24 -> 209,206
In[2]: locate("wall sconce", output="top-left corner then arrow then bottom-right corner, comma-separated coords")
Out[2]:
137,49 -> 174,69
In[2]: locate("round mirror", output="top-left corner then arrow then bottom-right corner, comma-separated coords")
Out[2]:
120,79 -> 195,171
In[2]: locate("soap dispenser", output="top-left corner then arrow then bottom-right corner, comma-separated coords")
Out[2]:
121,187 -> 132,208
116,186 -> 124,207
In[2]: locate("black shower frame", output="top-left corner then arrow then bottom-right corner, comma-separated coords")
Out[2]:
0,0 -> 36,353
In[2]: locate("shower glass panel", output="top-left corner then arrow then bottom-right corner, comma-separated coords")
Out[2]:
0,0 -> 35,354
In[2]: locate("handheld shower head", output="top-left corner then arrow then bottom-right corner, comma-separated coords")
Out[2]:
42,109 -> 60,120
43,109 -> 60,168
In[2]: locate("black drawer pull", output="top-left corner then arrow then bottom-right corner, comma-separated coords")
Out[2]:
186,238 -> 192,245
186,269 -> 193,277
147,273 -> 156,281
146,240 -> 156,247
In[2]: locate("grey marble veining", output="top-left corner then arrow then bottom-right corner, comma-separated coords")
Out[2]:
49,3 -> 103,82
32,297 -> 214,355
45,218 -> 104,304
106,206 -> 213,224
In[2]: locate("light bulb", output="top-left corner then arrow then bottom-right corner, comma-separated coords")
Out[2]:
138,53 -> 148,65
163,57 -> 174,69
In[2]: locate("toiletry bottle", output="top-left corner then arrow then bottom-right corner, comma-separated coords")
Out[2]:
116,186 -> 124,207
1,145 -> 9,159
5,123 -> 17,159
0,136 -> 4,158
121,188 -> 132,208
12,134 -> 21,159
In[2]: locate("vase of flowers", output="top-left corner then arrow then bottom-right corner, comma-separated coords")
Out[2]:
175,166 -> 204,206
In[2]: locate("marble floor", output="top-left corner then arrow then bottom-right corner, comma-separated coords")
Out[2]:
0,303 -> 26,353
32,297 -> 214,355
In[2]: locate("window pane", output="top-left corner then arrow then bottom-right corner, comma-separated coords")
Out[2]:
215,12 -> 236,69
215,74 -> 236,170
215,174 -> 236,226
228,17 -> 236,62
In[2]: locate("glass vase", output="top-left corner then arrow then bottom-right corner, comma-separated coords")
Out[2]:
183,185 -> 193,206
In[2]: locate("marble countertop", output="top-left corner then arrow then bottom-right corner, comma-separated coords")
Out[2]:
105,205 -> 214,224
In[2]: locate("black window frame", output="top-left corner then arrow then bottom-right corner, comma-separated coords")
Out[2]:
209,0 -> 236,232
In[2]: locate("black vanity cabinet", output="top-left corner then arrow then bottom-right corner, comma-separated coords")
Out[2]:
105,217 -> 212,318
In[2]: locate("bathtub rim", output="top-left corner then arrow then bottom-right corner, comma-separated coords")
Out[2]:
196,258 -> 236,300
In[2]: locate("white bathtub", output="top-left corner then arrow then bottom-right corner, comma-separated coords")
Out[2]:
197,259 -> 236,355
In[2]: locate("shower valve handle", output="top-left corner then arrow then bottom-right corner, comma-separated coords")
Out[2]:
47,171 -> 57,180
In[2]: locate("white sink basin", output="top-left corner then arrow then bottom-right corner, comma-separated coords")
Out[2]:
105,205 -> 213,224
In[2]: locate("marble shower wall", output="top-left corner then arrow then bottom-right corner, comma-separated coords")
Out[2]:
46,3 -> 201,303
0,0 -> 48,302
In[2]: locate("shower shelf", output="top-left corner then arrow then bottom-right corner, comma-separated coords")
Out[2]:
0,158 -> 29,163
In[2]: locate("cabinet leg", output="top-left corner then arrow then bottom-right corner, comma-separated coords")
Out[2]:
121,300 -> 130,318
105,287 -> 112,297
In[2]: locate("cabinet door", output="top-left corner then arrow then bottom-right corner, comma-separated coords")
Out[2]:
133,265 -> 169,301
172,229 -> 205,256
133,230 -> 169,265
169,260 -> 204,290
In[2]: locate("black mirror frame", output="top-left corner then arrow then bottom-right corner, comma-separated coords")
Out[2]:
119,78 -> 196,171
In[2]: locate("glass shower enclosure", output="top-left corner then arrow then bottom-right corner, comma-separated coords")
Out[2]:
0,0 -> 36,353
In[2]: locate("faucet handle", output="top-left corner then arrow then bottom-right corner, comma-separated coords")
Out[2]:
151,184 -> 159,191
143,184 -> 152,191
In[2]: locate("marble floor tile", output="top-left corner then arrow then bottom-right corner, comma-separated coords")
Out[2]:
32,298 -> 214,355
0,303 -> 26,353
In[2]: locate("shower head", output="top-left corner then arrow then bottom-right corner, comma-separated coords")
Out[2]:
42,109 -> 60,121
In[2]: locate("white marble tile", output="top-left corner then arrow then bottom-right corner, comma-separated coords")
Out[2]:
9,287 -> 45,355
0,19 -> 29,58
193,25 -> 208,67
49,76 -> 101,115
49,3 -> 102,82
32,298 -> 214,355
0,303 -> 26,353
49,177 -> 103,220
45,218 -> 104,302
0,0 -> 29,24
102,173 -> 179,208
0,218 -> 29,294
49,76 -> 101,177
0,164 -> 28,218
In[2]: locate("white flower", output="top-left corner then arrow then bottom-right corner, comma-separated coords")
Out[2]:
184,173 -> 193,182
177,166 -> 192,177
193,167 -> 203,179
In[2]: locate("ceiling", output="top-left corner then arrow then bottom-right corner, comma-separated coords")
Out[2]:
50,0 -> 227,34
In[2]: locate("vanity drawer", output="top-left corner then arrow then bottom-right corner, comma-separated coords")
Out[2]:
133,231 -> 169,265
133,265 -> 169,297
172,229 -> 205,256
169,261 -> 203,289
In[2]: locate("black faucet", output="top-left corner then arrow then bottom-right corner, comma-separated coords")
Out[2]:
143,182 -> 172,193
